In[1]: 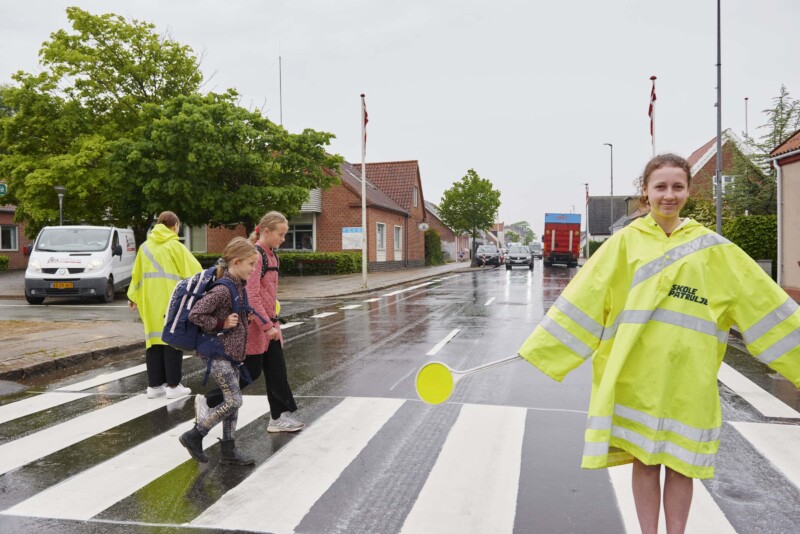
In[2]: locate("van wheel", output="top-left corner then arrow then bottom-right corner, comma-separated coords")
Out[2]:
102,278 -> 115,303
26,295 -> 45,305
529,263 -> 534,270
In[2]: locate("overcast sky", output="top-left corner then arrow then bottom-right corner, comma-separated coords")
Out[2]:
3,0 -> 799,237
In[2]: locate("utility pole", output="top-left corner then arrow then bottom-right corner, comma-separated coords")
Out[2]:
715,0 -> 723,235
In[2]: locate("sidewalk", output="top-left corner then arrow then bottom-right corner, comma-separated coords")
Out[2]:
0,262 -> 472,381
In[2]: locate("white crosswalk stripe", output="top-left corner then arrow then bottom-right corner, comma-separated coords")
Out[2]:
2,396 -> 271,520
0,391 -> 91,425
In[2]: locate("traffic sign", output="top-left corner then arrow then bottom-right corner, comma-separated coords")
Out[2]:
0,183 -> 7,196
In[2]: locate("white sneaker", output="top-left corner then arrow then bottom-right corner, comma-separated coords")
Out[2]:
166,384 -> 191,399
194,394 -> 209,423
267,412 -> 305,433
146,384 -> 166,398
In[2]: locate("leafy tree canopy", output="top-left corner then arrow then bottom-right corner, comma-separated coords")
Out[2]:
726,85 -> 800,216
437,169 -> 501,244
0,7 -> 341,242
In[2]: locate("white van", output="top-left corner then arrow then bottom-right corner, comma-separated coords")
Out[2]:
24,226 -> 136,304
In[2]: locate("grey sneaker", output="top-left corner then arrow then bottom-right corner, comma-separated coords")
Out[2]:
194,394 -> 209,424
268,412 -> 305,433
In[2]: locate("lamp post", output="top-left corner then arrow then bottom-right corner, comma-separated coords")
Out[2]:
583,182 -> 590,258
603,143 -> 614,234
53,185 -> 66,225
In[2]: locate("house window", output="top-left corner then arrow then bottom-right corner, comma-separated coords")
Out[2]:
0,225 -> 18,251
394,226 -> 402,252
188,226 -> 207,253
713,175 -> 734,198
280,224 -> 313,250
376,223 -> 386,250
413,186 -> 419,208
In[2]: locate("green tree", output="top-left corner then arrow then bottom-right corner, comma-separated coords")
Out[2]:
505,230 -> 520,244
0,7 -> 203,234
437,169 -> 501,264
509,220 -> 536,244
0,7 -> 341,242
111,91 -> 342,242
727,85 -> 800,216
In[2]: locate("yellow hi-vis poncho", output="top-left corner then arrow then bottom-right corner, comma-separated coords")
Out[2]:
518,214 -> 800,479
127,224 -> 202,348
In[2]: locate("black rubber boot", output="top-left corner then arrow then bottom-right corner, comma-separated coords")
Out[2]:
219,438 -> 255,466
179,427 -> 208,463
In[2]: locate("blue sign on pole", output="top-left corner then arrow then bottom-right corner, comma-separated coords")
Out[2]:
0,183 -> 7,196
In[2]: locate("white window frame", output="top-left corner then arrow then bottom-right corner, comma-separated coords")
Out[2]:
713,175 -> 734,198
413,186 -> 419,208
394,226 -> 402,252
376,223 -> 386,250
0,224 -> 18,251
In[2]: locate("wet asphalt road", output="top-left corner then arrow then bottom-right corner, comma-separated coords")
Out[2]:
0,263 -> 799,533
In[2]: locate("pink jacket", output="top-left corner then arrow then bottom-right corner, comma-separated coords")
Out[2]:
245,244 -> 280,355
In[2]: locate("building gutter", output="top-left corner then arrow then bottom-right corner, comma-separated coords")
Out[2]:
769,147 -> 800,286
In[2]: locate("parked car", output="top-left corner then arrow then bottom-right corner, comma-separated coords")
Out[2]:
475,244 -> 501,267
506,246 -> 533,270
24,225 -> 136,304
528,242 -> 543,259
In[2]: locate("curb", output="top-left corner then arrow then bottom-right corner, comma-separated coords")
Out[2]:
0,340 -> 145,381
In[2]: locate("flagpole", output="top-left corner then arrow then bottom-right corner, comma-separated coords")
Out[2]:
360,94 -> 368,288
650,75 -> 657,158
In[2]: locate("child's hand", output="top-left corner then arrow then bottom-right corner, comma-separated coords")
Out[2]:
223,313 -> 239,329
267,327 -> 280,340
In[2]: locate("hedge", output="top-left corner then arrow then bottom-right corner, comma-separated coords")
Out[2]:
193,251 -> 362,276
424,229 -> 444,266
0,255 -> 8,271
722,215 -> 777,279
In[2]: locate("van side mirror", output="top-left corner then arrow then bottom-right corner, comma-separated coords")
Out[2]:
113,244 -> 123,257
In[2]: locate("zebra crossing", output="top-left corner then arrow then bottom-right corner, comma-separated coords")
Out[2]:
0,271 -> 799,533
0,360 -> 798,532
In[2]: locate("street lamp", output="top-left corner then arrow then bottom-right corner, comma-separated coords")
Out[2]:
54,185 -> 66,225
603,143 -> 614,234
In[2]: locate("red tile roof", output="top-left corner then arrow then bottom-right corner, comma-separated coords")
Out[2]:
770,129 -> 800,158
686,136 -> 718,168
363,161 -> 421,211
338,161 -> 408,215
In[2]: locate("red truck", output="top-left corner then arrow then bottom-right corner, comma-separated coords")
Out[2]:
543,213 -> 581,267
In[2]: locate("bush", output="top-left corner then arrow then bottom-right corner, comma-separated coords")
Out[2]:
424,229 -> 444,266
0,255 -> 8,270
193,251 -> 362,275
723,215 -> 777,278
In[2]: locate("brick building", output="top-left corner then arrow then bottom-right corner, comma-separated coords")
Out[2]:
424,201 -> 469,261
0,205 -> 34,270
686,128 -> 754,200
770,129 -> 800,300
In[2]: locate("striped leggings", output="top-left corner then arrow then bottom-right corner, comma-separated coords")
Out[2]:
197,359 -> 242,440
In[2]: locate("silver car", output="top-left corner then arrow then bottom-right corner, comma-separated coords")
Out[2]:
506,246 -> 533,270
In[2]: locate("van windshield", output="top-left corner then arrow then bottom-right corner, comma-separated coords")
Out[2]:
36,228 -> 111,252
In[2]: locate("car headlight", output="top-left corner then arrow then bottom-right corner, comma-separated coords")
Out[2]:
28,258 -> 42,272
85,258 -> 104,272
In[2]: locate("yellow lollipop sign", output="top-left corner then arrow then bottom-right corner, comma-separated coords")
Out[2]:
415,355 -> 523,405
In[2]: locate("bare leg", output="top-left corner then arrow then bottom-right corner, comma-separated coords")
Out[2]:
663,467 -> 693,534
632,459 -> 661,534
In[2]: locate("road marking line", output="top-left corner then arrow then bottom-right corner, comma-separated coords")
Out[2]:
0,394 -> 176,476
389,368 -> 416,391
426,329 -> 460,356
339,304 -> 362,310
0,392 -> 92,425
191,397 -> 404,533
1,396 -> 270,521
730,422 -> 800,490
717,362 -> 800,419
362,298 -> 381,302
400,404 -> 526,534
608,463 -> 735,533
281,321 -> 303,330
381,281 -> 436,298
484,297 -> 496,306
55,355 -> 191,392
310,312 -> 337,319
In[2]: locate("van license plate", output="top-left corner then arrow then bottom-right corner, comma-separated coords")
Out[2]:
50,282 -> 74,289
